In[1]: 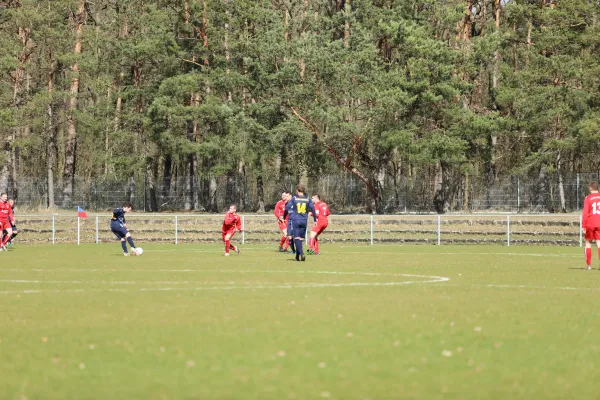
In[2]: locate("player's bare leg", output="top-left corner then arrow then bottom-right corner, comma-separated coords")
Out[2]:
308,231 -> 317,255
8,227 -> 17,246
10,228 -> 17,242
1,226 -> 12,251
120,238 -> 129,256
125,232 -> 140,255
223,233 -> 239,256
224,233 -> 233,256
279,228 -> 288,252
282,229 -> 289,251
585,240 -> 593,269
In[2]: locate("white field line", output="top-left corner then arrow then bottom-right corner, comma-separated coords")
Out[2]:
0,279 -> 205,285
129,248 -> 584,258
0,269 -> 443,275
0,272 -> 449,295
441,283 -> 592,291
338,250 -> 581,258
3,282 -> 598,295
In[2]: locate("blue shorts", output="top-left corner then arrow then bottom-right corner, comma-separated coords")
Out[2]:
111,222 -> 128,239
291,219 -> 307,239
287,219 -> 294,236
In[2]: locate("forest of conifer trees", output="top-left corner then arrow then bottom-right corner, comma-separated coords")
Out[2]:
1,0 -> 599,213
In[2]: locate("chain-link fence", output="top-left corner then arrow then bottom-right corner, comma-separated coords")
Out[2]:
6,172 -> 600,213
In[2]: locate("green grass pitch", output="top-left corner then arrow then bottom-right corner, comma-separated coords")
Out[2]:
1,243 -> 598,399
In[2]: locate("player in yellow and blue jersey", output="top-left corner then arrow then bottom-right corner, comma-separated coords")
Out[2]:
283,184 -> 316,261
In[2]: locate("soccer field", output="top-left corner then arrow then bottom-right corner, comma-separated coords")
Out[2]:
1,243 -> 598,399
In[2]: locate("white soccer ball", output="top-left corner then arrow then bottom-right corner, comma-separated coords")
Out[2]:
136,247 -> 144,255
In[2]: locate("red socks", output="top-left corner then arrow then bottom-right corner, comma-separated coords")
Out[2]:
225,239 -> 230,254
308,237 -> 320,253
279,236 -> 286,247
586,248 -> 592,266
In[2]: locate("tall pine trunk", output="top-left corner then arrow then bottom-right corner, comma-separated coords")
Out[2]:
487,0 -> 501,189
256,175 -> 265,213
46,51 -> 57,208
63,0 -> 86,207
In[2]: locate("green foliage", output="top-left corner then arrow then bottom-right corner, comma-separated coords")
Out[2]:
1,0 -> 600,211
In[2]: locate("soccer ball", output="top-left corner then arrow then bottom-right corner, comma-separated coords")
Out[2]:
136,247 -> 144,255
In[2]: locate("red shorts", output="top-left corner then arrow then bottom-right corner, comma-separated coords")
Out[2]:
222,229 -> 236,241
585,227 -> 600,241
0,220 -> 9,230
311,222 -> 328,235
278,220 -> 288,231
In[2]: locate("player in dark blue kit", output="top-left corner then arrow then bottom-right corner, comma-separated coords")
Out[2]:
283,184 -> 316,261
285,196 -> 296,253
111,202 -> 140,256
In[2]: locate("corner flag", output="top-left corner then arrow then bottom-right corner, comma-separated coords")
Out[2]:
77,206 -> 87,218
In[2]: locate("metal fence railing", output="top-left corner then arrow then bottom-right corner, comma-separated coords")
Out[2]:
12,213 -> 584,247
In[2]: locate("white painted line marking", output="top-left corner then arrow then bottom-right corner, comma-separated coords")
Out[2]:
0,272 -> 449,294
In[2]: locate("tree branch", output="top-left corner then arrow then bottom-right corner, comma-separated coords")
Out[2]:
178,57 -> 204,69
290,106 -> 378,199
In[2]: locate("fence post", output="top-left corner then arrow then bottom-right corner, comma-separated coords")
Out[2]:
507,215 -> 511,247
77,217 -> 80,245
577,173 -> 580,209
95,215 -> 99,244
52,215 -> 55,244
517,176 -> 521,213
370,215 -> 374,246
242,216 -> 245,245
404,177 -> 408,213
175,215 -> 178,245
437,215 -> 441,245
580,214 -> 583,247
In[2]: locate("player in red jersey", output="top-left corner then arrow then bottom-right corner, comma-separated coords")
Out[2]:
222,204 -> 243,256
0,193 -> 15,251
582,182 -> 600,269
308,194 -> 330,255
5,199 -> 18,246
274,191 -> 291,252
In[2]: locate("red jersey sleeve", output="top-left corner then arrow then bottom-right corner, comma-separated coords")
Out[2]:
236,215 -> 242,231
